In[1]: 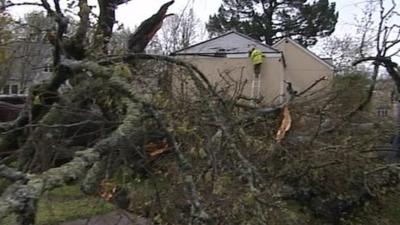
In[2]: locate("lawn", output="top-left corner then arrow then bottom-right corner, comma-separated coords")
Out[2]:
37,185 -> 115,225
1,185 -> 115,225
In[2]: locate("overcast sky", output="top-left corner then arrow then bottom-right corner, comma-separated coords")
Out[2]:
8,0 -> 399,60
113,0 -> 373,37
9,0 -> 381,37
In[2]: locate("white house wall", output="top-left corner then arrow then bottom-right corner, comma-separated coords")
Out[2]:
177,56 -> 286,104
274,39 -> 334,95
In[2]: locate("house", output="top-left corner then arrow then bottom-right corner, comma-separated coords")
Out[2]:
273,38 -> 334,96
1,39 -> 52,98
0,40 -> 52,121
373,79 -> 397,119
172,31 -> 334,105
0,67 -> 52,121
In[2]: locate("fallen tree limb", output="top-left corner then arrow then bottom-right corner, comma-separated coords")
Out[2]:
0,164 -> 28,182
143,103 -> 211,223
296,76 -> 328,97
0,96 -> 142,224
0,148 -> 99,224
103,53 -> 214,95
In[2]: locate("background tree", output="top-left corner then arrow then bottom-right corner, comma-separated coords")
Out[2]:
207,0 -> 338,46
149,8 -> 202,55
317,35 -> 363,73
109,26 -> 133,54
10,12 -> 53,91
351,0 -> 400,112
0,12 -> 14,87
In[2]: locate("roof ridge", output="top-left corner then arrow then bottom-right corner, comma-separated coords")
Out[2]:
171,31 -> 280,55
171,31 -> 235,55
231,31 -> 280,53
273,37 -> 334,70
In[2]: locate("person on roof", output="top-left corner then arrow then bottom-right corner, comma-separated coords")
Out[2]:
248,46 -> 265,78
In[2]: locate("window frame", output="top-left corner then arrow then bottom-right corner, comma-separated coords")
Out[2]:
2,85 -> 10,95
11,84 -> 18,94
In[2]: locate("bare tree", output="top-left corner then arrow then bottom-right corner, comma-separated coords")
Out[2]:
349,0 -> 400,112
109,26 -> 133,54
8,12 -> 53,92
318,35 -> 365,73
149,8 -> 202,55
0,12 -> 14,87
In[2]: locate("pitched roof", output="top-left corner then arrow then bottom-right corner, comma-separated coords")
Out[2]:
172,31 -> 280,56
273,38 -> 334,70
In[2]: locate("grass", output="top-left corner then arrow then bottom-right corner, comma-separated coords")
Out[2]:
0,168 -> 169,225
36,185 -> 115,225
34,176 -> 170,225
381,189 -> 400,224
0,185 -> 115,225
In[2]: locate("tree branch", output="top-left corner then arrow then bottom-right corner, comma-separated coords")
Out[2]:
0,96 -> 142,224
1,2 -> 42,10
128,1 -> 175,53
0,164 -> 28,182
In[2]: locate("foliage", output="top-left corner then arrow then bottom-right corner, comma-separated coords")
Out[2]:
206,0 -> 338,46
332,72 -> 371,110
0,12 -> 14,87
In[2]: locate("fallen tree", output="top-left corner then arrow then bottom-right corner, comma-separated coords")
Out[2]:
0,1 -> 399,225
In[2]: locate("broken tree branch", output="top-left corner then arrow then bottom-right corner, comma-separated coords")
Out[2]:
128,1 -> 175,53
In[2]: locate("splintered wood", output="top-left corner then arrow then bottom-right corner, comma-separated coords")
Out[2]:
99,180 -> 118,202
275,106 -> 292,143
145,139 -> 169,158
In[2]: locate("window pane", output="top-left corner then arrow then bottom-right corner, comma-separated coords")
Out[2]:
2,85 -> 10,94
11,85 -> 18,94
377,107 -> 389,117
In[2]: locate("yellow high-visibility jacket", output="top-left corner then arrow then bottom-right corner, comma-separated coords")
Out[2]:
250,49 -> 264,65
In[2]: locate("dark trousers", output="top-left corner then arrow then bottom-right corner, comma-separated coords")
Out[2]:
254,63 -> 262,78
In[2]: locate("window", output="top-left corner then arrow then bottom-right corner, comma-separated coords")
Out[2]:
2,85 -> 10,95
11,85 -> 18,94
44,64 -> 54,72
214,48 -> 227,57
377,107 -> 389,117
1,84 -> 19,95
